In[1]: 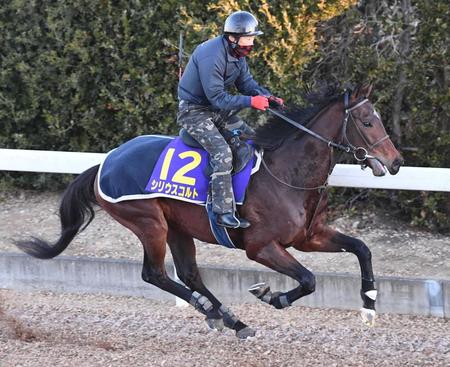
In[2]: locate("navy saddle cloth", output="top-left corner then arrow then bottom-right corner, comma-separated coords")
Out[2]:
98,135 -> 260,204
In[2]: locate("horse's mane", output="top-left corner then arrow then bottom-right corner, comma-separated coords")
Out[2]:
253,83 -> 345,151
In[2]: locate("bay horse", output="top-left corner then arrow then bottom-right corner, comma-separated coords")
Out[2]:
16,84 -> 403,339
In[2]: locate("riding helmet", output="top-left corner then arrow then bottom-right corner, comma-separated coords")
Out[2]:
223,11 -> 263,36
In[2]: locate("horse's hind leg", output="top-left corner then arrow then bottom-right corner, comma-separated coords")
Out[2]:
100,199 -> 214,319
139,234 -> 218,317
167,229 -> 255,339
140,250 -> 195,307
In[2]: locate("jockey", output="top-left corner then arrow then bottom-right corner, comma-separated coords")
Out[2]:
177,10 -> 284,229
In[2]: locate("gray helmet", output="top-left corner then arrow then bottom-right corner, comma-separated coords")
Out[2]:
223,11 -> 263,36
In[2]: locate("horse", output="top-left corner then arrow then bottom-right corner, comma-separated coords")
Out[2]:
15,84 -> 403,339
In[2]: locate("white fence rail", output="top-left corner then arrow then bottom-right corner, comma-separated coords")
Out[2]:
1,148 -> 449,192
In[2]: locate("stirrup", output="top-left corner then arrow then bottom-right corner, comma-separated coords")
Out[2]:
236,215 -> 250,228
216,212 -> 251,229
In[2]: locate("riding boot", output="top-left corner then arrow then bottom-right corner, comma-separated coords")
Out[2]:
228,135 -> 254,174
216,212 -> 251,229
211,172 -> 251,229
216,212 -> 240,228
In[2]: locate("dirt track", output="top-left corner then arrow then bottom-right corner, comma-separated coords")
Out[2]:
1,191 -> 449,279
0,191 -> 449,366
0,289 -> 449,367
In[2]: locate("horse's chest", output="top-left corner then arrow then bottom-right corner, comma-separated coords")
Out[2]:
276,195 -> 325,245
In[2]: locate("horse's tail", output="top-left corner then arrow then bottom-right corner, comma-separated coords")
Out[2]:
15,165 -> 100,259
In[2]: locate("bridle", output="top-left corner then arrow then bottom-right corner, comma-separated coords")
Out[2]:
340,91 -> 390,162
261,90 -> 390,238
267,90 -> 390,163
261,90 -> 391,191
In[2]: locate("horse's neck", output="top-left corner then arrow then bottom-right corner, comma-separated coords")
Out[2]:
268,102 -> 344,186
304,101 -> 345,152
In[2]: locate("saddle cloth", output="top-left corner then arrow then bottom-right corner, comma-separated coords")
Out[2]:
98,135 -> 261,205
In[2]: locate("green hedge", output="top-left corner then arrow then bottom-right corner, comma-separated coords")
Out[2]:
0,0 -> 181,153
304,0 -> 450,231
0,0 -> 448,231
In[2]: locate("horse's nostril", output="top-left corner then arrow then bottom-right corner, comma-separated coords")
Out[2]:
393,157 -> 404,169
390,157 -> 404,174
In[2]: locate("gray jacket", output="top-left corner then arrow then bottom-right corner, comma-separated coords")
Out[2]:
178,36 -> 270,110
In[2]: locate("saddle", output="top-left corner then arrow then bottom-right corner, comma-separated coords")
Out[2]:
179,128 -> 254,174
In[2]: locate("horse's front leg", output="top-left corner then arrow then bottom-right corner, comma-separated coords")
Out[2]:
245,241 -> 316,309
300,226 -> 377,326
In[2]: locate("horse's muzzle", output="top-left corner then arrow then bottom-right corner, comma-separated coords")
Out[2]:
389,157 -> 404,175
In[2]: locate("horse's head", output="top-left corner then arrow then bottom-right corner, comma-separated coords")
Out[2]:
343,85 -> 404,176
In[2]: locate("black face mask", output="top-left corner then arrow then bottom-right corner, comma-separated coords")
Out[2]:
226,36 -> 253,58
232,44 -> 253,58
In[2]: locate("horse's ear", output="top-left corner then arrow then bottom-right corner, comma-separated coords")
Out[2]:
352,83 -> 373,100
360,83 -> 373,97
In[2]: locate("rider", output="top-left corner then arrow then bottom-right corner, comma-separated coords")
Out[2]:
177,10 -> 284,229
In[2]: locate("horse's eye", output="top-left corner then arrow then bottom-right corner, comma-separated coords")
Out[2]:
362,121 -> 373,127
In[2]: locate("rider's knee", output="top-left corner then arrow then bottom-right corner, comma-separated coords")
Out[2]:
211,146 -> 233,173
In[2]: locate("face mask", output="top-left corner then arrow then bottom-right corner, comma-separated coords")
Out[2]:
233,44 -> 253,57
227,36 -> 254,58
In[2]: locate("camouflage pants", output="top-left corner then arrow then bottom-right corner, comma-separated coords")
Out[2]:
177,101 -> 246,214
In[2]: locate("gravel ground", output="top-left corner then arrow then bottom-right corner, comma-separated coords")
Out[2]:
0,289 -> 449,367
1,190 -> 449,279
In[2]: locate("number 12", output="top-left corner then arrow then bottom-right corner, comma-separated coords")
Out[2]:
159,148 -> 202,186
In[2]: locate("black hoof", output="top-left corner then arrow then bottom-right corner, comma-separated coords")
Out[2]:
236,326 -> 256,339
248,282 -> 272,303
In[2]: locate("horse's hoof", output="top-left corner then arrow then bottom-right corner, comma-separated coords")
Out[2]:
236,326 -> 256,339
206,317 -> 224,331
360,307 -> 376,327
248,282 -> 272,304
248,282 -> 269,296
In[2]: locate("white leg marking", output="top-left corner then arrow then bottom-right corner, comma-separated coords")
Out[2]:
365,290 -> 378,300
360,307 -> 376,327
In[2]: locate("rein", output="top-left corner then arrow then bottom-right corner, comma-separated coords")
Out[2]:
261,92 -> 371,191
267,107 -> 352,153
260,151 -> 331,238
267,91 -> 388,161
260,155 -> 328,191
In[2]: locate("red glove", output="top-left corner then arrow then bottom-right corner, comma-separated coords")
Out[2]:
268,95 -> 284,107
250,95 -> 269,111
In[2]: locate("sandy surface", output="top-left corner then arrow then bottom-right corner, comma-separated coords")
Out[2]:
1,190 -> 449,279
0,289 -> 449,367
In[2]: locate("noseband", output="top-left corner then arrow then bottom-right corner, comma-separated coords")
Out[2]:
341,91 -> 390,162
